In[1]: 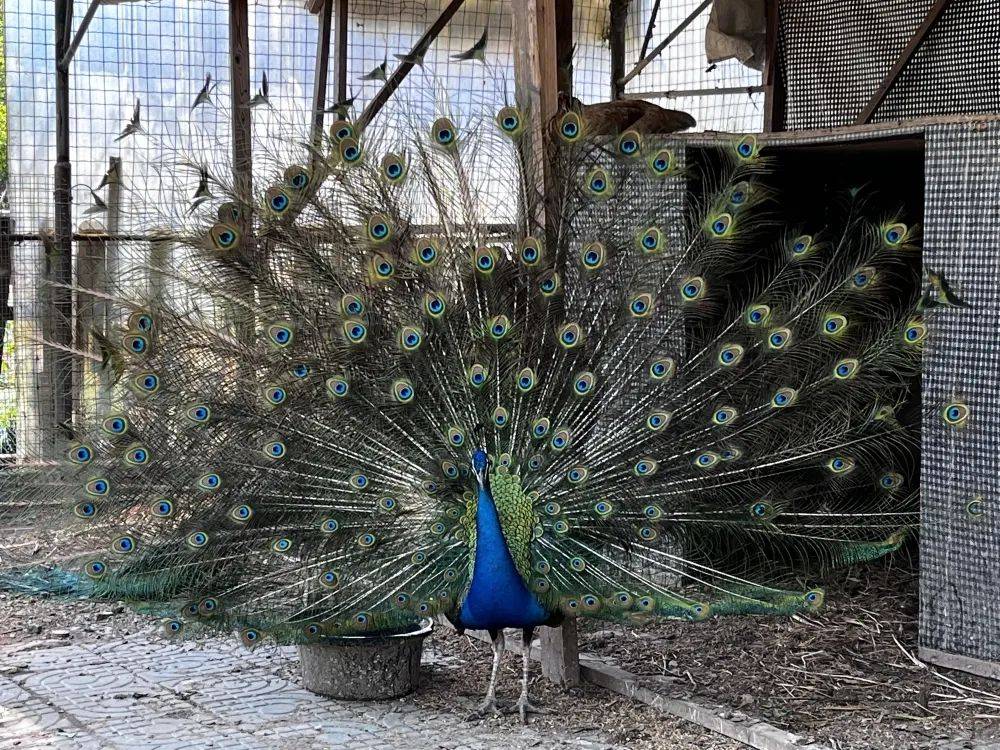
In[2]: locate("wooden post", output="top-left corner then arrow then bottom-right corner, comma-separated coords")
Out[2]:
311,0 -> 334,145
229,0 -> 252,202
762,0 -> 785,132
609,0 -> 629,100
49,0 -> 75,450
511,0 -> 580,687
228,0 -> 255,342
333,0 -> 348,106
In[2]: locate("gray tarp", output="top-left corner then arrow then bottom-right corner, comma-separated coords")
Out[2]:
706,0 -> 766,70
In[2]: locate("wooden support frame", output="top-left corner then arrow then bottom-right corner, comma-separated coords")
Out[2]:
855,0 -> 954,125
511,0 -> 580,687
333,0 -> 349,105
311,0 -> 334,144
50,0 -> 75,448
609,0 -> 629,100
355,0 -> 466,132
618,0 -> 712,92
762,0 -> 785,132
229,0 -> 253,200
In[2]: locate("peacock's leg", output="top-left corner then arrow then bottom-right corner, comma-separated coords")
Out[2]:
468,628 -> 505,719
513,626 -> 549,724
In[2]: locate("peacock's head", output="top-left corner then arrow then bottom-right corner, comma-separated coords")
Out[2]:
471,448 -> 489,486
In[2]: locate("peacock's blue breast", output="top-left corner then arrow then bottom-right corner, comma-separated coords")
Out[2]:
457,487 -> 550,631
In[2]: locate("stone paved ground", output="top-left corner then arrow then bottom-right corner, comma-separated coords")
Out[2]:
0,635 -> 627,750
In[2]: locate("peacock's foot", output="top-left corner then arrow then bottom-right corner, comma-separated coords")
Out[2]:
466,696 -> 504,720
512,695 -> 550,724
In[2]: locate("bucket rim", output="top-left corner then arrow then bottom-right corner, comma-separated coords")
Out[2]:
305,616 -> 434,645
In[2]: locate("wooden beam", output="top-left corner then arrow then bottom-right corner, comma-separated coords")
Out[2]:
855,0 -> 954,125
57,0 -> 100,71
618,0 -> 711,91
639,0 -> 662,61
762,0 -> 785,132
333,0 -> 348,105
609,0 -> 628,99
355,0 -> 466,132
311,0 -> 334,144
630,85 -> 766,100
0,214 -> 12,382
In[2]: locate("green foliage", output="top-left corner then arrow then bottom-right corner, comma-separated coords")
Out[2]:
0,321 -> 15,439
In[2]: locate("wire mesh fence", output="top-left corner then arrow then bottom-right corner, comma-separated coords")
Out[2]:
0,0 -> 755,455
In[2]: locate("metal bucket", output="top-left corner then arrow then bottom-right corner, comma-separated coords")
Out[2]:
298,618 -> 433,700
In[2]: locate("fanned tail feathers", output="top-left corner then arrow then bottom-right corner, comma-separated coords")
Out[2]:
0,102 -> 925,644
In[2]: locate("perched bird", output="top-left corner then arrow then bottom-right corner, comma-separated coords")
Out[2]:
360,56 -> 388,82
192,73 -> 216,111
452,27 -> 488,62
921,268 -> 970,309
2,105 -> 928,722
250,72 -> 270,109
554,96 -> 696,136
114,99 -> 143,142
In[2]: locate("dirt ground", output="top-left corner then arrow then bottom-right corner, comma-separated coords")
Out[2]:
578,559 -> 1000,750
2,561 -> 997,750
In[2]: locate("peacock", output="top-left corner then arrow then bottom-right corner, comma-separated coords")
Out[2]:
0,93 -> 931,722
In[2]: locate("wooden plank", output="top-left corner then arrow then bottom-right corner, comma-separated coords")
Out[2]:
355,0 -> 466,132
628,85 -> 766,100
855,0 -> 954,125
609,0 -> 628,99
0,214 -> 11,361
762,0 -> 785,132
539,618 -> 580,686
618,0 -> 711,91
919,646 -> 1000,682
311,0 -> 334,144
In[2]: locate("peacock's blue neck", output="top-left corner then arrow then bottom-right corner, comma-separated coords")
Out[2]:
457,484 -> 550,631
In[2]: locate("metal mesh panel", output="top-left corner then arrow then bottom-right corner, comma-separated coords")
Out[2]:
778,0 -> 1000,130
623,0 -> 762,132
0,0 -> 519,456
919,120 -> 1000,664
572,1 -> 763,132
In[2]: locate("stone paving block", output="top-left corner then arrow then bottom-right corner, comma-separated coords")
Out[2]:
90,640 -> 245,685
0,697 -> 77,735
0,644 -> 106,675
0,732 -> 108,750
88,716 -> 266,750
0,636 -> 627,750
